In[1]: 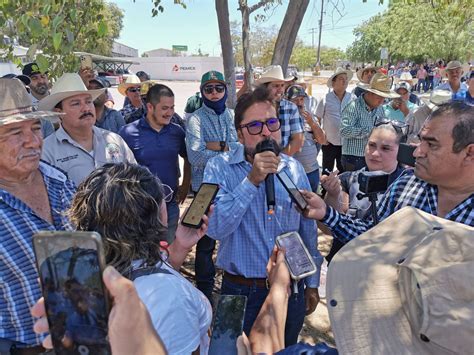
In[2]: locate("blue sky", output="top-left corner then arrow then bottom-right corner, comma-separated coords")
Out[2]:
112,0 -> 388,55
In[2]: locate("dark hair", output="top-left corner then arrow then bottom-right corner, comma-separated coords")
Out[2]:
234,85 -> 274,129
430,101 -> 474,153
146,84 -> 174,106
54,101 -> 63,110
68,163 -> 167,274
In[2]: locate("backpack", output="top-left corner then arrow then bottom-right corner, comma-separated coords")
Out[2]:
184,92 -> 203,114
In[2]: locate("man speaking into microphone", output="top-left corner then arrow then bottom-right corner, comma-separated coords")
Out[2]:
203,87 -> 322,345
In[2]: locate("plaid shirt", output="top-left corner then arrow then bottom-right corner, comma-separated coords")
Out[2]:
279,99 -> 304,149
322,170 -> 474,244
120,103 -> 146,124
340,94 -> 385,157
0,162 -> 75,345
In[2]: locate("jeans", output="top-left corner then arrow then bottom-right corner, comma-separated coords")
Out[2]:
166,200 -> 179,244
306,169 -> 320,193
322,143 -> 343,173
221,277 -> 306,346
341,154 -> 366,172
195,235 -> 216,304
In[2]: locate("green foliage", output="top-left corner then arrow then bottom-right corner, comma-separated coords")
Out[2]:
348,1 -> 474,63
0,0 -> 124,78
290,44 -> 346,70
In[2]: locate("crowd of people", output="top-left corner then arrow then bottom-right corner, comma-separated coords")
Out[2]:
0,56 -> 473,355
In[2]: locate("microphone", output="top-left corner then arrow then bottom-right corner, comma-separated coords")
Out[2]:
255,139 -> 280,213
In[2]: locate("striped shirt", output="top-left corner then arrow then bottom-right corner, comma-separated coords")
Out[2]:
203,144 -> 322,288
316,91 -> 352,145
0,162 -> 75,345
340,94 -> 385,157
279,99 -> 304,149
322,170 -> 474,244
186,104 -> 238,192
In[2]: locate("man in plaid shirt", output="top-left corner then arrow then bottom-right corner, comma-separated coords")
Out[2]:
301,102 -> 474,243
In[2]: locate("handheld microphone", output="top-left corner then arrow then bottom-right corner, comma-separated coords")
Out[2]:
255,139 -> 280,213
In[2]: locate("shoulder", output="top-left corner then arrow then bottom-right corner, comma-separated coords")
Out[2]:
118,119 -> 140,134
39,160 -> 69,182
168,122 -> 185,136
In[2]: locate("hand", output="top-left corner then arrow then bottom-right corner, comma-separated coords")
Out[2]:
304,287 -> 320,315
300,110 -> 313,124
236,333 -> 252,355
320,170 -> 340,196
266,246 -> 291,293
300,190 -> 328,220
174,205 -> 214,250
78,67 -> 95,87
206,141 -> 226,151
247,151 -> 280,186
177,184 -> 189,204
31,266 -> 167,355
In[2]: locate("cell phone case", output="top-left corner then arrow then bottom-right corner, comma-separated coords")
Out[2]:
181,183 -> 219,229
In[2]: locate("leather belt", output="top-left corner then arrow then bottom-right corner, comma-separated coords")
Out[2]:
223,271 -> 269,288
10,345 -> 47,355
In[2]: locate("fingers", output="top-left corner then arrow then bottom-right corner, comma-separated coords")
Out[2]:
103,266 -> 138,305
31,297 -> 45,318
33,316 -> 50,334
42,335 -> 53,349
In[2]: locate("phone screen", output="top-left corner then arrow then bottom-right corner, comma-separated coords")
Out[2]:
276,232 -> 316,279
34,232 -> 111,355
181,183 -> 218,228
208,295 -> 247,355
277,171 -> 308,210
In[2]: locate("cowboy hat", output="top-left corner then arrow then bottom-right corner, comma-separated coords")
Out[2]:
255,65 -> 293,85
440,60 -> 465,78
327,67 -> 353,88
362,73 -> 400,99
118,75 -> 143,96
395,72 -> 418,86
327,207 -> 474,355
0,78 -> 63,126
38,73 -> 105,112
419,89 -> 452,110
356,64 -> 379,82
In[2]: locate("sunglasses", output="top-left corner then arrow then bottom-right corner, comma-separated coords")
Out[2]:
240,117 -> 280,135
203,84 -> 225,94
127,87 -> 141,93
374,117 -> 409,142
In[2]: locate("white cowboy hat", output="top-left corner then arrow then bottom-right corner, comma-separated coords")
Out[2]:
255,65 -> 293,85
327,67 -> 353,88
0,78 -> 63,126
118,75 -> 143,96
362,73 -> 400,99
395,72 -> 418,86
38,73 -> 105,112
419,89 -> 452,110
327,207 -> 474,355
356,64 -> 379,82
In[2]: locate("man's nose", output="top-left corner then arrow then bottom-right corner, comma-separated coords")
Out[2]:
261,123 -> 271,137
413,143 -> 424,158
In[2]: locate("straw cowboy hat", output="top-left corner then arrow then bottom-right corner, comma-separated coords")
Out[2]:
0,78 -> 63,126
118,74 -> 143,96
361,73 -> 400,99
255,65 -> 293,85
419,89 -> 452,110
395,72 -> 418,86
327,67 -> 353,88
356,64 -> 379,82
38,73 -> 105,112
327,207 -> 474,355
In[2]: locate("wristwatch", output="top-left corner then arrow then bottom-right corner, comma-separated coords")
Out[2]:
219,141 -> 226,151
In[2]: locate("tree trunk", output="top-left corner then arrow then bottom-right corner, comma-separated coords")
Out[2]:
271,0 -> 310,74
215,0 -> 236,108
239,0 -> 253,91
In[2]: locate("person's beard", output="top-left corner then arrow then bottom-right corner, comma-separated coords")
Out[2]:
31,83 -> 48,96
245,137 -> 281,159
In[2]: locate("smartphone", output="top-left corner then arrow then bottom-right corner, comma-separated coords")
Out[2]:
397,143 -> 416,167
208,295 -> 247,355
80,55 -> 93,70
276,170 -> 308,210
181,183 -> 219,228
33,231 -> 111,355
275,231 -> 317,280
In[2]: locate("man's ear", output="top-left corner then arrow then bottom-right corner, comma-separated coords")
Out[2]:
146,102 -> 153,113
464,143 -> 474,164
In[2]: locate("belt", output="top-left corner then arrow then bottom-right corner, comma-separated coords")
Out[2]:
10,345 -> 47,355
223,271 -> 269,288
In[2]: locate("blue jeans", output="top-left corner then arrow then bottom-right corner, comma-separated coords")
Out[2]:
221,277 -> 306,346
341,155 -> 366,172
195,235 -> 216,304
306,169 -> 320,193
166,200 -> 179,244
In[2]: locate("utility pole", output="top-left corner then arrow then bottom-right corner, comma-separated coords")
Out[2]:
316,0 -> 324,67
309,27 -> 317,49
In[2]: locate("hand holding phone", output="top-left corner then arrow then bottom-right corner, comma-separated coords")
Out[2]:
276,170 -> 308,210
181,183 -> 218,228
275,232 -> 316,281
80,55 -> 93,70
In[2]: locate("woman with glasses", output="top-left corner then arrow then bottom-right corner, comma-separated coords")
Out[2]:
68,163 -> 213,354
321,122 -> 406,263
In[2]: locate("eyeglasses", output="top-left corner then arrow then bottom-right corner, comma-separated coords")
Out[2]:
161,183 -> 174,203
240,117 -> 281,135
374,117 -> 409,142
127,87 -> 141,93
203,84 -> 225,94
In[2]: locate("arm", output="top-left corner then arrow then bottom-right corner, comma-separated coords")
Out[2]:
321,172 -> 349,213
281,132 -> 304,156
177,158 -> 191,204
185,113 -> 221,168
340,101 -> 372,139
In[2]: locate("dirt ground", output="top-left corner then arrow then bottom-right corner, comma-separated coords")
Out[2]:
179,198 -> 336,347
